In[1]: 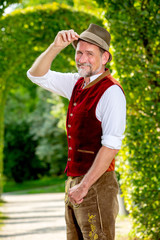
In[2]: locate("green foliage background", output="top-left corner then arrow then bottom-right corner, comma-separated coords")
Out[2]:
95,0 -> 160,239
4,119 -> 48,183
0,3 -> 103,183
0,0 -> 160,239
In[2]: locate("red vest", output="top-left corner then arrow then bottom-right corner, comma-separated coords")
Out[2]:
65,69 -> 124,176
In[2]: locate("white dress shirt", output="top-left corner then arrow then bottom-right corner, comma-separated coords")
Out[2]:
27,69 -> 126,149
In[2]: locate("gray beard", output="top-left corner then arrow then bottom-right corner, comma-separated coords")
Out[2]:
77,62 -> 103,78
78,67 -> 92,78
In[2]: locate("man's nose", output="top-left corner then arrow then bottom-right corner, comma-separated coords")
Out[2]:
78,54 -> 87,63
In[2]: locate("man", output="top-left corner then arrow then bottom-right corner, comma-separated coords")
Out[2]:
27,23 -> 126,240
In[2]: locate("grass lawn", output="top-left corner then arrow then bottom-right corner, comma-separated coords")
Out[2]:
3,175 -> 67,194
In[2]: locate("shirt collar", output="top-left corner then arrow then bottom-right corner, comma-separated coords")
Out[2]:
82,73 -> 103,88
90,73 -> 102,82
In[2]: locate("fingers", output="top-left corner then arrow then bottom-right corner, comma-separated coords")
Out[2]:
69,190 -> 84,205
76,198 -> 84,204
68,182 -> 87,205
53,29 -> 79,49
69,196 -> 83,205
59,29 -> 79,43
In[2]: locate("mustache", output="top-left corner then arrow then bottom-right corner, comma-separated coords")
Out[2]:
77,62 -> 92,67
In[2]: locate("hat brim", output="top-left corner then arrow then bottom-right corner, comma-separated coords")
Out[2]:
72,37 -> 112,62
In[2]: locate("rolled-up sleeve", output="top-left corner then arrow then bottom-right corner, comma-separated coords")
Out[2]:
96,85 -> 126,150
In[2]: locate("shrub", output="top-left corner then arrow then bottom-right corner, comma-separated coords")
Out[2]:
95,0 -> 159,239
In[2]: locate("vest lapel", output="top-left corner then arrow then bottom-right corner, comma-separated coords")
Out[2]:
84,69 -> 110,89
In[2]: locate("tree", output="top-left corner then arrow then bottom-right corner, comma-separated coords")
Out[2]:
95,0 -> 160,239
0,2 -> 103,197
28,89 -> 68,176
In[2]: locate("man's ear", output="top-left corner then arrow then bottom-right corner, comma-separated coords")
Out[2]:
102,51 -> 110,64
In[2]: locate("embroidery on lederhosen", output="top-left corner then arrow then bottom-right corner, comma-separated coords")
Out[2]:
88,213 -> 98,240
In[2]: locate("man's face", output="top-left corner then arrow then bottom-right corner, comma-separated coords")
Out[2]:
75,40 -> 106,78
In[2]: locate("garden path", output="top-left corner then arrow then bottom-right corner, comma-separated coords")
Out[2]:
0,193 -> 132,240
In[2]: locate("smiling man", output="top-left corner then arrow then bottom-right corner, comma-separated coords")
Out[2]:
27,23 -> 126,240
75,41 -> 108,79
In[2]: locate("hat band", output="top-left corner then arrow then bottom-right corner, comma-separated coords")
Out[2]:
80,32 -> 109,51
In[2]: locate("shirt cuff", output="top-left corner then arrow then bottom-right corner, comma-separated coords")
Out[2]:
27,69 -> 51,82
101,135 -> 124,150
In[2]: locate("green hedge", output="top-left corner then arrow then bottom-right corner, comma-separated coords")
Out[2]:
95,0 -> 160,239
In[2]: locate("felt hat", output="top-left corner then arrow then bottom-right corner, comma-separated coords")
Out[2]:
72,23 -> 112,62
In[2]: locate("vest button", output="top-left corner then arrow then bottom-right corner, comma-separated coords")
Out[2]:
73,102 -> 77,106
68,135 -> 71,139
69,147 -> 72,150
70,113 -> 73,117
68,158 -> 71,161
68,124 -> 71,128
